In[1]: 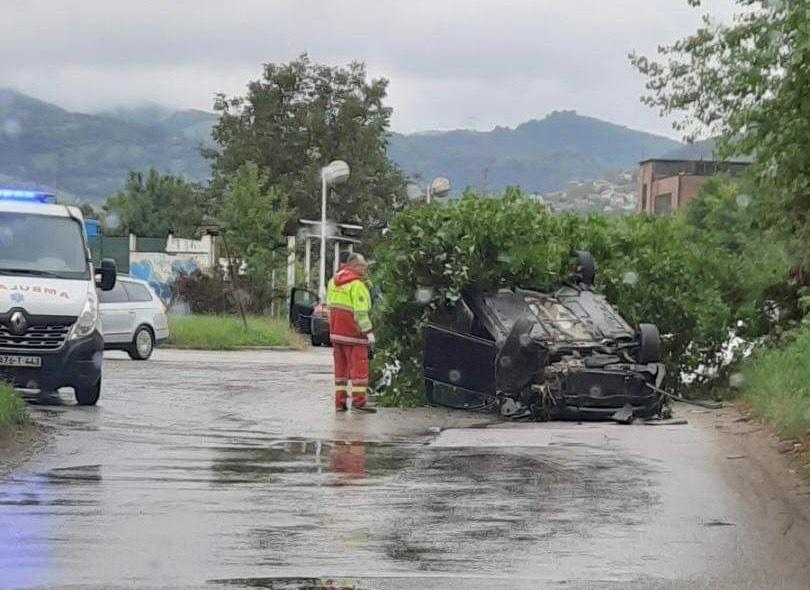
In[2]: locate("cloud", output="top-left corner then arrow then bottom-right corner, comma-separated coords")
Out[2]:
0,0 -> 735,136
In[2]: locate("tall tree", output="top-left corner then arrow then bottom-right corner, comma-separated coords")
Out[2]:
218,162 -> 291,308
105,169 -> 206,237
629,0 -> 810,278
219,162 -> 290,273
207,54 -> 405,234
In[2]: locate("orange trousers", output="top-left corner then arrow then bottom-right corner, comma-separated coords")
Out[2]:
333,343 -> 369,409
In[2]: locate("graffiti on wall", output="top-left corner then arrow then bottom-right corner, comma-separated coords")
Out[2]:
130,254 -> 201,303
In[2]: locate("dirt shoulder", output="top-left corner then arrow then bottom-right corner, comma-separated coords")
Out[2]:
0,422 -> 48,473
688,403 -> 810,576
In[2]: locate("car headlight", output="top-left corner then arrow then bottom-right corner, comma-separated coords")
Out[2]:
70,287 -> 99,340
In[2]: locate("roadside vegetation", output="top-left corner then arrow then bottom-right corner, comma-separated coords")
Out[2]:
741,325 -> 810,440
371,184 -> 793,407
630,0 -> 810,444
0,383 -> 27,436
166,316 -> 293,350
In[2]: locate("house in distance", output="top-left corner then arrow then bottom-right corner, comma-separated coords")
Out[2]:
637,158 -> 750,215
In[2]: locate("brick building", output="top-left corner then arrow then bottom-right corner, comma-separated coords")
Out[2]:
637,159 -> 750,214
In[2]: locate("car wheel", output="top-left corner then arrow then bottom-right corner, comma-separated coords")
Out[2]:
75,380 -> 101,406
574,250 -> 596,286
129,326 -> 155,360
637,323 -> 661,363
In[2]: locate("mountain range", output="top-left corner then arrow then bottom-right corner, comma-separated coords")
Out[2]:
0,89 -> 717,203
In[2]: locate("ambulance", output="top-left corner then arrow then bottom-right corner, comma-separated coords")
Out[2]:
0,190 -> 116,405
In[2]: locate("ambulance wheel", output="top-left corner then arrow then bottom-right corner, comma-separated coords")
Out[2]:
75,380 -> 101,406
128,326 -> 155,360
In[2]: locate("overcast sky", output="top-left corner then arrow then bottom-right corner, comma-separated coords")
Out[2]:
0,0 -> 734,137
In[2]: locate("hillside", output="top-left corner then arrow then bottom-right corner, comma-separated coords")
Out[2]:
388,110 -> 682,193
0,89 -> 212,202
1,91 -> 689,203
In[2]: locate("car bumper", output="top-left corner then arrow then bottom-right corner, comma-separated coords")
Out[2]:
0,331 -> 103,392
553,367 -> 662,419
155,326 -> 170,344
426,365 -> 664,421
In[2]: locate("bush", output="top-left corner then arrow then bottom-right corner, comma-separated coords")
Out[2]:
371,190 -> 742,406
173,270 -> 233,314
0,383 -> 27,434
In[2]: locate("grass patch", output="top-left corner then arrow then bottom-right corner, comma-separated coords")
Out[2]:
166,315 -> 295,350
0,382 -> 27,435
741,324 -> 810,440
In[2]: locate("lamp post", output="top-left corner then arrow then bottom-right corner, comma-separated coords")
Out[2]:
319,160 -> 350,300
426,176 -> 451,203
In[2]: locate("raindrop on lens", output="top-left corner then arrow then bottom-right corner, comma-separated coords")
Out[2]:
414,287 -> 433,304
622,271 -> 639,286
2,118 -> 21,138
448,369 -> 461,383
589,385 -> 603,397
736,194 -> 752,208
729,373 -> 745,389
102,212 -> 121,231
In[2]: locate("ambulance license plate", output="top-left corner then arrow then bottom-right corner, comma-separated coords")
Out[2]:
0,355 -> 42,368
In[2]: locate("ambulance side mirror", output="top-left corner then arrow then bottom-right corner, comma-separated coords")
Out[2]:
97,258 -> 117,291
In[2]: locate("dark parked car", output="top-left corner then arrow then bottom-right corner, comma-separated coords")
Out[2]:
289,288 -> 331,347
424,253 -> 667,421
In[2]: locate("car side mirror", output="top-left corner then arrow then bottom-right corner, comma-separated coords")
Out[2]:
96,258 -> 117,291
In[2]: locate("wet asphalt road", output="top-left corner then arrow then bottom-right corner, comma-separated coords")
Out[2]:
1,348 -> 808,590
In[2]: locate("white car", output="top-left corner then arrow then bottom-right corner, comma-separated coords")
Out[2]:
99,277 -> 169,360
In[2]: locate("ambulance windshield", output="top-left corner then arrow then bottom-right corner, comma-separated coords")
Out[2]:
0,212 -> 90,280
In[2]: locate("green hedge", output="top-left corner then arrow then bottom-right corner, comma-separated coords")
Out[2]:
371,189 -> 784,406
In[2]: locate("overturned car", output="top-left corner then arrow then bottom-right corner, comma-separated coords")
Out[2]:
423,253 -> 667,421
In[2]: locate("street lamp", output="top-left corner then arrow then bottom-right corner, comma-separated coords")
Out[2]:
426,176 -> 451,203
319,160 -> 350,300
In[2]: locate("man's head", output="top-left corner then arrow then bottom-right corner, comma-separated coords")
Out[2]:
346,252 -> 369,277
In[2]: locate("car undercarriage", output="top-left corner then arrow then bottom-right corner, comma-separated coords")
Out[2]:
423,253 -> 667,422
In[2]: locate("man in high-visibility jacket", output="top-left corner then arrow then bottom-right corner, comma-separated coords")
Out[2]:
326,253 -> 376,413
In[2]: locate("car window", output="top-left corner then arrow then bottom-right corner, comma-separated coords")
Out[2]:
123,282 -> 153,302
98,281 -> 128,304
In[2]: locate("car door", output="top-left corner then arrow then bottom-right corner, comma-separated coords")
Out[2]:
123,281 -> 161,333
289,288 -> 318,334
98,280 -> 134,343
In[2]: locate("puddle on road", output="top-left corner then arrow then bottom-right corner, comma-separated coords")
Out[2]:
1,435 -> 658,583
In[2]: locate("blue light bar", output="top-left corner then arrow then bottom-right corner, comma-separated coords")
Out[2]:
0,189 -> 57,204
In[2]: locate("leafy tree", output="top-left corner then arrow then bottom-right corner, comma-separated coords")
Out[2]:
686,176 -> 796,334
207,54 -> 405,234
629,0 -> 810,277
218,162 -> 291,306
105,169 -> 205,237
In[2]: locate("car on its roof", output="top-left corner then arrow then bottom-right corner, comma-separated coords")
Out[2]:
423,252 -> 667,421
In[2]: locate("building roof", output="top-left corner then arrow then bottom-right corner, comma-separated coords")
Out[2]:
638,157 -> 751,166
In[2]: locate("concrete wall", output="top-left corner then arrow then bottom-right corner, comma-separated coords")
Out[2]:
128,233 -> 215,303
